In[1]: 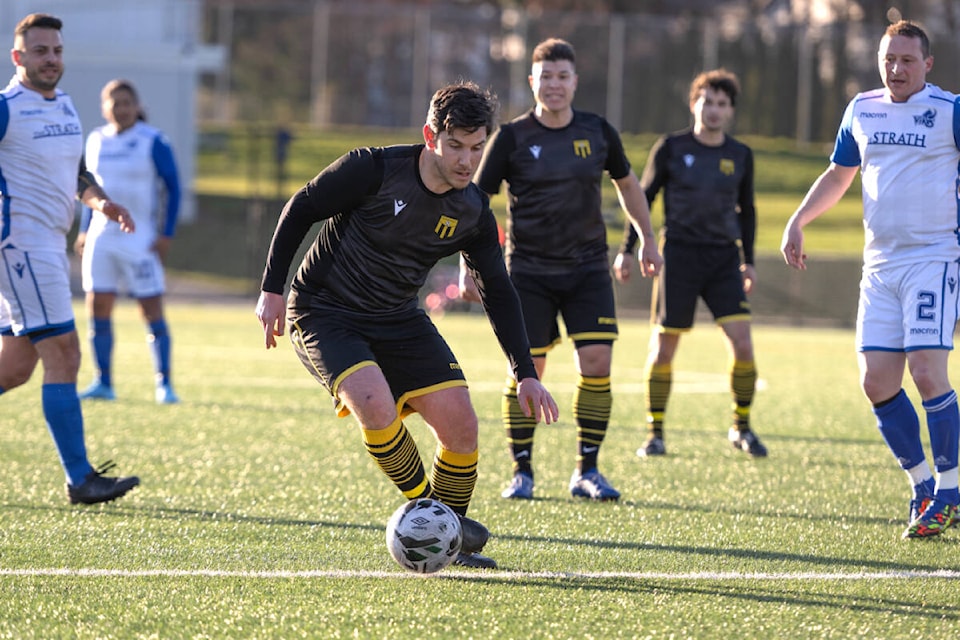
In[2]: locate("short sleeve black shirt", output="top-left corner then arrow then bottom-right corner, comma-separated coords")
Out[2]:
475,110 -> 631,276
636,130 -> 756,263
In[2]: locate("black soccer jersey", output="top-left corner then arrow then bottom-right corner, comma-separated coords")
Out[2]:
260,144 -> 536,380
622,130 -> 756,264
475,110 -> 631,276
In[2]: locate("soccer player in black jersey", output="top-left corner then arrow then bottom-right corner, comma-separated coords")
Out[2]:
461,38 -> 662,501
255,82 -> 559,570
615,69 -> 767,459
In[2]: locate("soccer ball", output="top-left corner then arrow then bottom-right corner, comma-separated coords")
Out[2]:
385,498 -> 462,574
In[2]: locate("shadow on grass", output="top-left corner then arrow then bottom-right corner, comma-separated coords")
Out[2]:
1,502 -> 382,534
439,574 -> 960,621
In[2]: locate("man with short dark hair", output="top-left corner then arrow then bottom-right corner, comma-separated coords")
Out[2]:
0,13 -> 140,505
256,81 -> 558,569
463,37 -> 661,503
615,68 -> 766,460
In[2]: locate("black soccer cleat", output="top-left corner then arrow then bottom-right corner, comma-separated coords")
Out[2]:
67,461 -> 140,505
457,514 -> 490,555
728,428 -> 768,458
454,551 -> 497,569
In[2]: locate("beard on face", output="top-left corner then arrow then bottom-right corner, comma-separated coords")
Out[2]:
25,66 -> 62,92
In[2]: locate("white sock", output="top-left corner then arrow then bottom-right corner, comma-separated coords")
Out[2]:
935,467 -> 959,492
906,460 -> 933,487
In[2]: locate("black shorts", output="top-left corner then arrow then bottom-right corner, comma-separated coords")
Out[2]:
510,269 -> 618,355
653,241 -> 749,331
287,302 -> 467,417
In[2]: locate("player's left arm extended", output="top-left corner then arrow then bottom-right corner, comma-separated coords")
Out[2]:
77,158 -> 134,233
462,225 -> 537,383
614,171 -> 661,276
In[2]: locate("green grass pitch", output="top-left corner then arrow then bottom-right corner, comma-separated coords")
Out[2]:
1,301 -> 958,638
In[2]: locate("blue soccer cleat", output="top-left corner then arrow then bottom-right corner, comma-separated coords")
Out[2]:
78,380 -> 115,401
501,472 -> 534,500
909,479 -> 936,524
728,428 -> 768,457
637,435 -> 666,457
155,383 -> 180,405
903,498 -> 959,539
569,469 -> 620,501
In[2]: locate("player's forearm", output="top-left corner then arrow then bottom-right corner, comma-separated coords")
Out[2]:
615,175 -> 655,245
790,163 -> 858,229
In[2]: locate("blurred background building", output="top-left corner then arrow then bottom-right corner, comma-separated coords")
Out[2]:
0,0 -> 225,222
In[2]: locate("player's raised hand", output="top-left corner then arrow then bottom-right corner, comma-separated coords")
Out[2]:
517,377 -> 560,425
255,291 -> 286,349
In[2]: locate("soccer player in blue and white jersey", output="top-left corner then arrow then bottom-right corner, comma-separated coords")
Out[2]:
75,79 -> 181,404
0,14 -> 139,505
782,20 -> 960,538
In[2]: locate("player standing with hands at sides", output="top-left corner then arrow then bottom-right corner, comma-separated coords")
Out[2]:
75,79 -> 181,405
461,38 -> 661,502
0,14 -> 140,504
782,20 -> 959,538
255,82 -> 558,569
614,69 -> 767,460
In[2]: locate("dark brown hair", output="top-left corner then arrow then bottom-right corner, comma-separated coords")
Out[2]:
689,69 -> 740,107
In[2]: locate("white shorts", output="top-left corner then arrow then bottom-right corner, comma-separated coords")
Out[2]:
81,233 -> 165,298
857,261 -> 960,352
0,246 -> 75,337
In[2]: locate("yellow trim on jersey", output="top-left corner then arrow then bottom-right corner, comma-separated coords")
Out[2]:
655,324 -> 692,335
567,331 -> 618,343
716,313 -> 751,326
397,379 -> 469,419
332,360 -> 379,417
530,337 -> 562,357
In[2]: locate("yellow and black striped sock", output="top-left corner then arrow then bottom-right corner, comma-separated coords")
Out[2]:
646,362 -> 672,439
731,359 -> 757,431
502,377 -> 536,477
573,375 -> 612,472
361,417 -> 430,500
430,447 -> 478,516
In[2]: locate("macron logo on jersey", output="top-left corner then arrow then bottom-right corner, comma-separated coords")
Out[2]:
394,200 -> 408,216
529,145 -> 542,159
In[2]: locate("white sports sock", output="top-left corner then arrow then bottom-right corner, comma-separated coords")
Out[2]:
906,461 -> 933,487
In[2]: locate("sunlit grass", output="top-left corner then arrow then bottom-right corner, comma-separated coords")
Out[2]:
1,302 -> 958,638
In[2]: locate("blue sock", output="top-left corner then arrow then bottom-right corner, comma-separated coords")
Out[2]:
148,319 -> 171,386
873,389 -> 926,469
914,477 -> 936,499
923,390 -> 960,504
42,383 -> 93,485
91,317 -> 113,387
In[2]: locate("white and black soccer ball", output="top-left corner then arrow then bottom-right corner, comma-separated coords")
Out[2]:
386,498 -> 462,574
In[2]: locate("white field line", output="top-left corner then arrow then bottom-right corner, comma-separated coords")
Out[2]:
1,568 -> 958,580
